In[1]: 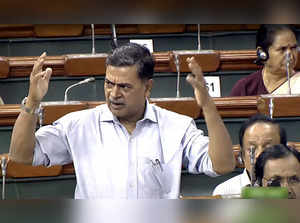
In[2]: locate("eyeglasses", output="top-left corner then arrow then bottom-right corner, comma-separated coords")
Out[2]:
264,176 -> 300,187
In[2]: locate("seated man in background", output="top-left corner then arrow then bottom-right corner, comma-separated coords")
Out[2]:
213,114 -> 287,197
9,42 -> 235,199
255,144 -> 300,199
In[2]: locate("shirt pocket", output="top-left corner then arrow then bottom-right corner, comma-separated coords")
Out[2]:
138,157 -> 170,198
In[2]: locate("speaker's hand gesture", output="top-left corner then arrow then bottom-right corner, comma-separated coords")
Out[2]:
186,57 -> 210,108
28,52 -> 52,104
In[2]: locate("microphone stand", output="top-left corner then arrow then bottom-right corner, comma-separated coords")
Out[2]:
64,77 -> 95,103
91,24 -> 95,54
173,53 -> 181,98
1,157 -> 8,200
111,24 -> 118,49
249,145 -> 256,187
286,51 -> 292,95
197,24 -> 201,51
269,97 -> 274,119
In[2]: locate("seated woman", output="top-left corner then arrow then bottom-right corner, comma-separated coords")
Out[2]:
230,24 -> 300,96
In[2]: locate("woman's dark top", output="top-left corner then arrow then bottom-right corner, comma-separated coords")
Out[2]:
230,70 -> 269,96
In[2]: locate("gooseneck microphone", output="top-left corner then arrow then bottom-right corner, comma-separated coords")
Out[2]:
91,24 -> 96,54
1,157 -> 8,200
111,24 -> 118,49
64,77 -> 95,102
286,51 -> 292,95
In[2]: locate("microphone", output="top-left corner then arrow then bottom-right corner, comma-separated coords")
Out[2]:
111,24 -> 118,49
64,77 -> 95,102
1,157 -> 7,178
249,145 -> 256,187
91,24 -> 96,54
1,156 -> 8,200
286,51 -> 292,95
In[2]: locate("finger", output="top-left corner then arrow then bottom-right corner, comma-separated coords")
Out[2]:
43,67 -> 52,81
32,71 -> 48,82
186,57 -> 203,81
186,73 -> 200,89
32,52 -> 46,76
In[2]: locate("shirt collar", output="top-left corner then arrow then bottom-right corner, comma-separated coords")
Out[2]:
242,168 -> 251,186
99,100 -> 157,123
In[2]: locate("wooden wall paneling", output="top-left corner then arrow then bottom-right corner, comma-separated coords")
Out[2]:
257,95 -> 300,117
150,97 -> 200,119
83,24 -> 139,36
186,24 -> 260,32
169,50 -> 220,73
41,102 -> 89,125
219,50 -> 259,71
0,57 -> 9,78
6,50 -> 300,78
0,105 -> 20,126
137,24 -> 186,34
0,154 -> 62,178
152,52 -> 171,73
34,25 -> 84,37
64,54 -> 107,76
212,96 -> 259,118
8,56 -> 65,77
0,25 -> 34,38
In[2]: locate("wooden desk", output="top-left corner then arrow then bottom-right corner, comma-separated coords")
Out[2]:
1,95 -> 300,178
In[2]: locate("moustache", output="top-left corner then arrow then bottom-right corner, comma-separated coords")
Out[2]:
109,99 -> 125,105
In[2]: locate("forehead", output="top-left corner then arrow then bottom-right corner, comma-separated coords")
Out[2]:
271,30 -> 297,48
244,122 -> 279,140
105,65 -> 140,82
264,155 -> 300,178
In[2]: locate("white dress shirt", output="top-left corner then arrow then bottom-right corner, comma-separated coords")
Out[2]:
33,101 -> 217,199
212,168 -> 250,197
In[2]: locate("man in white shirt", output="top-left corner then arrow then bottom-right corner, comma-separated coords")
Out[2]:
213,114 -> 287,197
9,42 -> 235,199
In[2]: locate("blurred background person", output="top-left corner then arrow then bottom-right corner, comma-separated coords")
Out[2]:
231,24 -> 300,96
212,114 -> 287,196
255,144 -> 300,199
0,96 -> 3,105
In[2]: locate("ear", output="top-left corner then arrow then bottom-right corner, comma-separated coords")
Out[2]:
145,79 -> 153,99
238,150 -> 244,165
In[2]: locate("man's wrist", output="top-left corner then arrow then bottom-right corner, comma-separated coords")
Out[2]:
21,97 -> 41,115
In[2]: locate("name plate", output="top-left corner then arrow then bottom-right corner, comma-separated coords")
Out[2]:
204,76 -> 221,97
130,39 -> 154,53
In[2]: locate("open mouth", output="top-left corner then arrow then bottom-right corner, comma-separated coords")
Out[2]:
110,101 -> 125,109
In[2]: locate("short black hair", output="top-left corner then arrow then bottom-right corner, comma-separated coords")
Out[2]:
106,42 -> 155,80
256,24 -> 297,65
239,114 -> 287,153
255,144 -> 300,186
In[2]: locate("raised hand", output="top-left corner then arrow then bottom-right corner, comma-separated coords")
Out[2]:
186,56 -> 210,108
28,52 -> 52,104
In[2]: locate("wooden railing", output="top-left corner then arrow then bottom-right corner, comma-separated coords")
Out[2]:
1,141 -> 300,178
0,24 -> 262,38
1,50 -> 300,79
1,95 -> 300,178
2,95 -> 300,126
